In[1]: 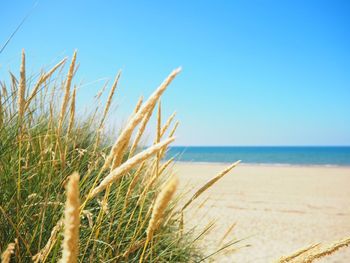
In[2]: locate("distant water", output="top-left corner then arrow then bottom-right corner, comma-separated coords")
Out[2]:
165,147 -> 350,166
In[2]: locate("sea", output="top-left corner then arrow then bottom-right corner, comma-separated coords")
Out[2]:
165,146 -> 350,166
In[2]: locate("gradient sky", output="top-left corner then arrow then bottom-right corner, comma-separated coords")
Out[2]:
1,0 -> 349,146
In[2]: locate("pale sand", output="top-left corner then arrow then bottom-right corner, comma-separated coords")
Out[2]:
174,163 -> 350,262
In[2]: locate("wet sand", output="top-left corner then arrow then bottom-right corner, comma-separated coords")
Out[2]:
175,163 -> 350,262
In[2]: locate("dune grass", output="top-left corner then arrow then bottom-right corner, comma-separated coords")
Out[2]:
0,51 -> 207,262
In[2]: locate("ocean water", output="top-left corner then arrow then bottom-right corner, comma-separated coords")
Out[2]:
165,146 -> 350,166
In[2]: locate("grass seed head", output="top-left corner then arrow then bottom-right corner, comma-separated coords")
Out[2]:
146,177 -> 178,241
60,172 -> 80,263
1,242 -> 15,263
18,49 -> 26,122
91,137 -> 175,198
103,67 -> 181,171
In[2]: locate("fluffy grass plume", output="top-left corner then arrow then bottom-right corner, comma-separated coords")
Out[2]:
139,177 -> 179,263
17,49 -> 26,122
59,172 -> 80,263
146,177 -> 178,242
1,242 -> 15,263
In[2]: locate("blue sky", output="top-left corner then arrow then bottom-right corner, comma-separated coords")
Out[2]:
1,0 -> 349,146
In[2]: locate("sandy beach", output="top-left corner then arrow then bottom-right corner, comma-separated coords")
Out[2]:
175,163 -> 350,262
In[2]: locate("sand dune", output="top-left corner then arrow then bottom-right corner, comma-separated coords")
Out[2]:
175,163 -> 350,262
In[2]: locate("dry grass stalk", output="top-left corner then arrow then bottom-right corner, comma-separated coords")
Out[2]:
159,157 -> 174,175
182,160 -> 241,211
25,58 -> 67,110
160,111 -> 176,138
197,220 -> 217,242
59,172 -> 80,263
179,211 -> 184,235
156,100 -> 161,144
9,72 -> 18,117
18,49 -> 26,122
67,86 -> 76,136
1,85 -> 8,121
162,121 -> 179,159
58,51 -> 77,135
1,84 -> 8,100
95,80 -> 109,100
90,137 -> 175,198
146,177 -> 178,242
1,242 -> 15,263
159,120 -> 179,159
189,196 -> 210,220
92,80 -> 115,153
277,243 -> 320,263
198,196 -> 210,209
32,220 -> 63,262
133,96 -> 144,114
99,71 -> 121,129
103,68 -> 181,171
155,100 -> 162,177
219,223 -> 237,246
301,237 -> 350,263
168,120 -> 179,138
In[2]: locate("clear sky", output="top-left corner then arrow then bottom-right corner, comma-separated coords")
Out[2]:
1,0 -> 349,146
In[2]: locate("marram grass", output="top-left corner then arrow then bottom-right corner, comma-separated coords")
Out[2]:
0,51 -> 230,262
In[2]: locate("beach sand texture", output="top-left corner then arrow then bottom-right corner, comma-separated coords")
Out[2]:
175,163 -> 350,262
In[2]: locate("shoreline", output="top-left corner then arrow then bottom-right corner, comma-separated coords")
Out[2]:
168,160 -> 350,169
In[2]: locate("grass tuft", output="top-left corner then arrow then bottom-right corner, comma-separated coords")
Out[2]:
0,51 -> 204,262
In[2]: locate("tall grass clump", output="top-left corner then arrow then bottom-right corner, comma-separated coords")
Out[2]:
0,51 -> 216,262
